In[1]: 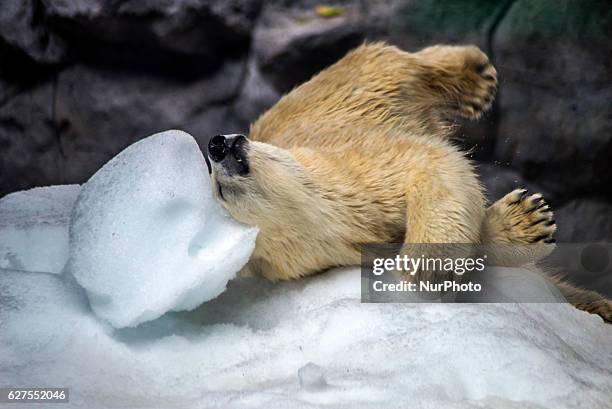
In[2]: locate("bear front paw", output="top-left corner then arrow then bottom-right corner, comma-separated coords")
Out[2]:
457,47 -> 498,119
417,45 -> 498,120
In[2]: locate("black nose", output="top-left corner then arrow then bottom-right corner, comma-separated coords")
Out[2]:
208,134 -> 229,162
208,134 -> 246,162
207,134 -> 249,175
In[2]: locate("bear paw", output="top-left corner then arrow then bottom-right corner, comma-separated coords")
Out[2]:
417,45 -> 498,120
494,188 -> 557,244
454,46 -> 498,120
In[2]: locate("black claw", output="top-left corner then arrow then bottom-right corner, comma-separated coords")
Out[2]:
544,238 -> 556,244
511,192 -> 527,205
512,189 -> 529,204
483,74 -> 495,81
530,218 -> 548,226
546,219 -> 556,226
470,101 -> 484,113
530,195 -> 543,203
476,62 -> 489,74
533,234 -> 550,243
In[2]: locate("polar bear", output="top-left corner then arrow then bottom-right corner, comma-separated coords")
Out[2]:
207,43 -> 611,322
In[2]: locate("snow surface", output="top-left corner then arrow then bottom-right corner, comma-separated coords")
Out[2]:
65,130 -> 258,328
1,266 -> 612,409
1,148 -> 612,408
0,185 -> 80,274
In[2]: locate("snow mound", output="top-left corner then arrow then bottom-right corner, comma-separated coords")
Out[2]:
0,184 -> 611,408
0,185 -> 81,274
66,130 -> 258,328
1,267 -> 611,409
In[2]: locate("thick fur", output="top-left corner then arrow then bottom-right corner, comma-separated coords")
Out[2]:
210,43 -> 611,322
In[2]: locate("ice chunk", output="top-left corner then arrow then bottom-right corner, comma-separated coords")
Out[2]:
298,362 -> 328,391
0,185 -> 81,274
1,267 -> 611,409
66,130 -> 258,328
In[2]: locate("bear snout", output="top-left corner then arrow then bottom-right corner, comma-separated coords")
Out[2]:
208,134 -> 249,176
